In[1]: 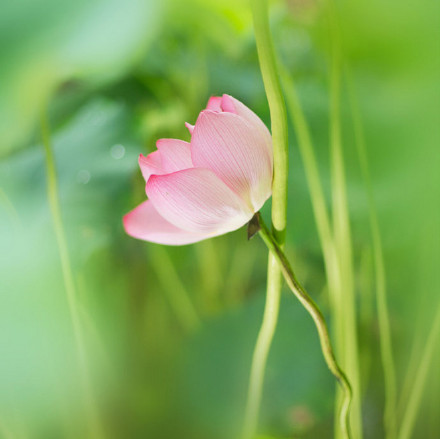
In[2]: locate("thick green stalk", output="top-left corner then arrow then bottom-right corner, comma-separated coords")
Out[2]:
346,72 -> 397,439
243,0 -> 288,437
256,214 -> 352,438
397,304 -> 440,439
41,111 -> 104,439
251,0 -> 288,242
328,9 -> 363,437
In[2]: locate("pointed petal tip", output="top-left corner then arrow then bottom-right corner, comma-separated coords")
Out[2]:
221,94 -> 236,113
185,122 -> 195,134
206,96 -> 222,112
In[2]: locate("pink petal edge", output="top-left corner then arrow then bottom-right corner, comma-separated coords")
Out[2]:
156,138 -> 193,173
139,151 -> 164,183
146,167 -> 253,234
206,96 -> 222,112
185,122 -> 194,134
123,200 -> 211,245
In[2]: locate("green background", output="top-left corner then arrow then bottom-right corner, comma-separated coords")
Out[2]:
0,0 -> 439,437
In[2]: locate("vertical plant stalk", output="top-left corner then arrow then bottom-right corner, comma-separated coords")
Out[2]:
195,240 -> 223,312
328,7 -> 363,438
281,63 -> 355,435
150,246 -> 201,332
346,72 -> 397,439
397,304 -> 440,439
280,66 -> 344,349
255,213 -> 352,438
243,0 -> 289,437
280,68 -> 334,265
41,111 -> 104,439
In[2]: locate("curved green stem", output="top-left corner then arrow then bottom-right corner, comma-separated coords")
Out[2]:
256,213 -> 352,439
243,0 -> 289,438
41,110 -> 104,439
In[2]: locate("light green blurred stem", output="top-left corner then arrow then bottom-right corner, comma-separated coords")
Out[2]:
397,328 -> 423,419
41,111 -> 104,439
150,246 -> 201,332
256,214 -> 352,439
346,71 -> 397,439
281,67 -> 353,439
328,10 -> 363,438
280,66 -> 342,339
195,240 -> 223,312
280,68 -> 334,257
397,304 -> 440,439
243,0 -> 288,437
224,244 -> 258,306
0,188 -> 20,225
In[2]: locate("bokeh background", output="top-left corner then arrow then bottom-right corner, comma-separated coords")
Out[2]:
1,0 -> 439,438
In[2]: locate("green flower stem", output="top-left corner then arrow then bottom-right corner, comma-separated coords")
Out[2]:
397,304 -> 440,439
346,70 -> 397,439
41,111 -> 104,439
242,260 -> 282,439
250,0 -> 288,240
243,0 -> 288,437
328,8 -> 363,438
256,213 -> 352,439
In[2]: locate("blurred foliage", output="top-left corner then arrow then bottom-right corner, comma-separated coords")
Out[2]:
0,0 -> 439,438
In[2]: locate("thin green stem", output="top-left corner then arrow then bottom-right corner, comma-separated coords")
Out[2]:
242,261 -> 282,439
280,64 -> 342,324
279,67 -> 334,255
150,246 -> 201,332
224,243 -> 257,307
346,70 -> 397,439
243,0 -> 289,437
256,213 -> 352,439
41,111 -> 104,439
281,54 -> 353,436
328,5 -> 363,437
280,21 -> 361,437
397,304 -> 440,439
195,240 -> 223,312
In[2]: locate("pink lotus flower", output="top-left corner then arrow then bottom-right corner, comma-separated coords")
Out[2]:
123,94 -> 273,245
